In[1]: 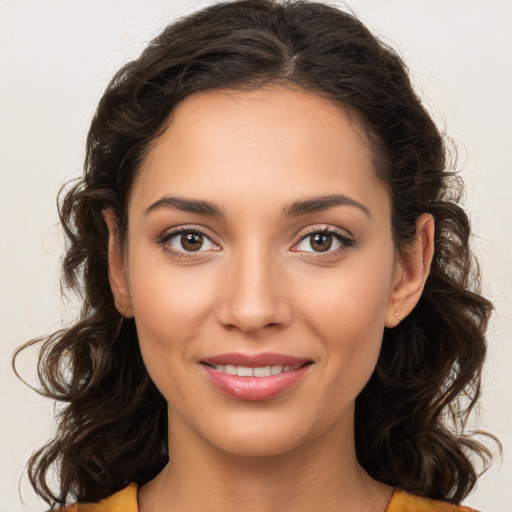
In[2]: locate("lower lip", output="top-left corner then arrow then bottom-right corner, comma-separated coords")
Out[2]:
202,364 -> 311,401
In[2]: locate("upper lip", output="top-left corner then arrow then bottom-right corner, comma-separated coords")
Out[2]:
201,352 -> 312,367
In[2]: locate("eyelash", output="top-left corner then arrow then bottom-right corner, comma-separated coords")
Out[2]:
292,227 -> 356,258
157,226 -> 355,259
157,226 -> 219,259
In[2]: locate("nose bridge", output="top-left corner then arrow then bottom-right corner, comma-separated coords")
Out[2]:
217,238 -> 289,334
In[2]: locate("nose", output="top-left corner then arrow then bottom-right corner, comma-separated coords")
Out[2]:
216,245 -> 292,336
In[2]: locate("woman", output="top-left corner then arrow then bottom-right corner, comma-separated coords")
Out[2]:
15,0 -> 496,510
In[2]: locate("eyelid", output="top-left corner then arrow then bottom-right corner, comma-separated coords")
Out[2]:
157,225 -> 221,256
156,224 -> 355,259
290,225 -> 355,255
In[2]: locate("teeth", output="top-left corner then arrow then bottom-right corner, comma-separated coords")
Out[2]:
253,366 -> 271,377
225,364 -> 236,375
214,364 -> 298,377
236,366 -> 253,377
270,365 -> 283,375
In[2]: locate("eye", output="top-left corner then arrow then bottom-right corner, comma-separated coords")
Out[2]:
159,228 -> 219,254
298,232 -> 339,252
293,228 -> 355,254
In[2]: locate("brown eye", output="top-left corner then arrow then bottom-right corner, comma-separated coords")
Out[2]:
293,229 -> 353,255
310,233 -> 332,252
181,232 -> 204,252
163,229 -> 219,255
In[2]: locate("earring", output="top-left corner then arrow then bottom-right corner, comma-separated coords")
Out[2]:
395,312 -> 400,321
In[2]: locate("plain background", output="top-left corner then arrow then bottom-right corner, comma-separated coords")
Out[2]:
1,1 -> 510,510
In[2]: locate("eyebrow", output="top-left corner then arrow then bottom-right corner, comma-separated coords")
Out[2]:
282,194 -> 372,218
144,193 -> 371,219
144,195 -> 225,218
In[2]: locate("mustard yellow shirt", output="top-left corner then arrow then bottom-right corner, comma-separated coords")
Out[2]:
58,483 -> 479,511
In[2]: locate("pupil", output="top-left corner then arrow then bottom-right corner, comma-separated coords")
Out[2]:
311,233 -> 332,252
181,233 -> 203,251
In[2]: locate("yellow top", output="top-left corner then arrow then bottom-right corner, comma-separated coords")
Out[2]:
57,483 -> 479,511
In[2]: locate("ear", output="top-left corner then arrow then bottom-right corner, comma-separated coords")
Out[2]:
386,213 -> 434,327
103,209 -> 134,318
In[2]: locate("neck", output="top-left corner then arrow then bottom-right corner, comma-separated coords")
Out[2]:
139,408 -> 392,512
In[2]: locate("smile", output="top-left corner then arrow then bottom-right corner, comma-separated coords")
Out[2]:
209,364 -> 301,377
201,353 -> 312,401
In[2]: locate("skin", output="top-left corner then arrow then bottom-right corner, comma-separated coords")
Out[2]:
105,87 -> 434,512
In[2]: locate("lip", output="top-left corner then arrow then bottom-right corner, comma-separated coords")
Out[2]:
201,352 -> 310,367
201,352 -> 312,401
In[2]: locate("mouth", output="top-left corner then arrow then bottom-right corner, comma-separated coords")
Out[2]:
204,363 -> 304,377
200,353 -> 313,401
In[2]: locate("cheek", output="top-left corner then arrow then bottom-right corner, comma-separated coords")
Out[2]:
295,253 -> 395,380
129,258 -> 216,333
301,257 -> 393,334
126,258 -> 218,389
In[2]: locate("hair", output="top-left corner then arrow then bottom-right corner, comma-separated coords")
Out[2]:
14,0 -> 497,507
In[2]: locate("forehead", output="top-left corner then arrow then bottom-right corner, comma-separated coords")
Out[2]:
131,87 -> 389,218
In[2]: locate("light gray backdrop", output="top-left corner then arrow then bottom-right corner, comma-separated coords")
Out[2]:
1,1 -> 510,510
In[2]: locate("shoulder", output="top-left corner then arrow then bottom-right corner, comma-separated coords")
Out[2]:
54,483 -> 138,512
386,489 -> 480,512
53,484 -> 481,512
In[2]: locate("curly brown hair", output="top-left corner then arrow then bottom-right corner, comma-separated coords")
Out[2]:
14,0 -> 496,507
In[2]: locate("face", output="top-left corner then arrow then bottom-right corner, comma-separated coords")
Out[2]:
107,87 -> 427,458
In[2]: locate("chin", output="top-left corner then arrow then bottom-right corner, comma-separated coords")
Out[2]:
215,430 -> 307,459
192,406 -> 333,460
